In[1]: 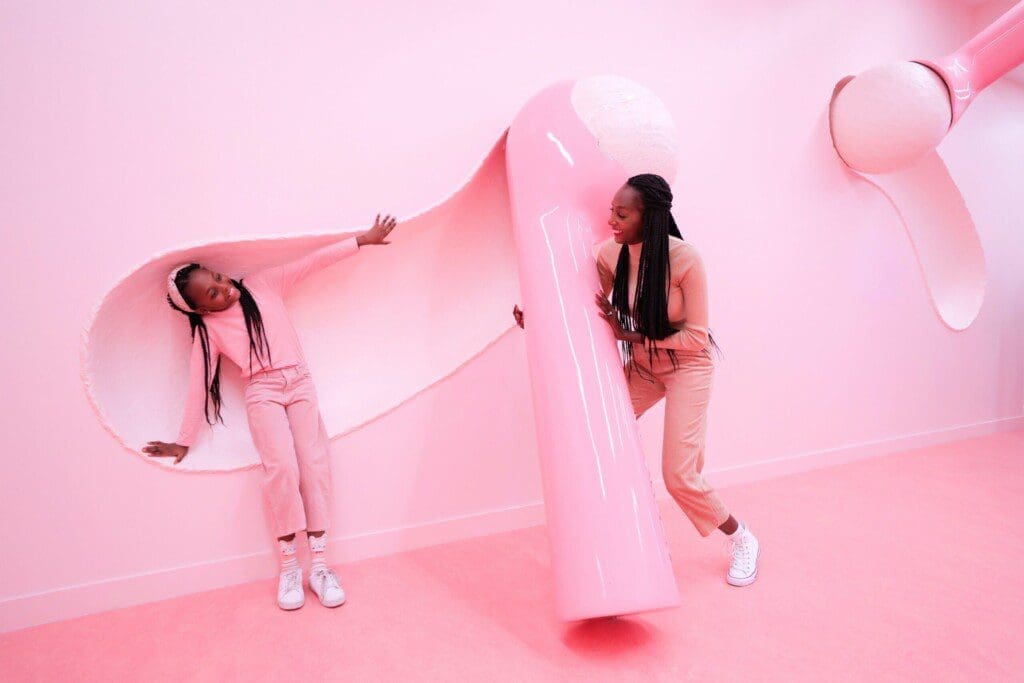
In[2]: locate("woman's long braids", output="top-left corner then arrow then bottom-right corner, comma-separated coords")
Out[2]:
611,174 -> 720,378
167,265 -> 272,426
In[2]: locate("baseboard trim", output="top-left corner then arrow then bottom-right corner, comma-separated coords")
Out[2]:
705,414 -> 1024,489
3,414 -> 1021,634
0,502 -> 546,634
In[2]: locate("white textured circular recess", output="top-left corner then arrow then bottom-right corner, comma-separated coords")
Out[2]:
830,62 -> 952,174
571,75 -> 680,183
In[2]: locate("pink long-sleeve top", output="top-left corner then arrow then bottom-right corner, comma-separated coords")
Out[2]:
176,237 -> 361,446
595,235 -> 711,355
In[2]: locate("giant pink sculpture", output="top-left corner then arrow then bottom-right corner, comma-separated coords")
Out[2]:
506,77 -> 681,620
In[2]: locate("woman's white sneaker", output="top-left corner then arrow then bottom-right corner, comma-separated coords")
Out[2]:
727,524 -> 760,587
278,567 -> 305,610
310,566 -> 346,608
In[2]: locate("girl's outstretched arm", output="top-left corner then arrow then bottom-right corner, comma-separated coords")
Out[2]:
143,332 -> 219,464
176,332 -> 219,447
259,214 -> 398,294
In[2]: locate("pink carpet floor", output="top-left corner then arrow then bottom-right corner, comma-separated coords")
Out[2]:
3,431 -> 1022,681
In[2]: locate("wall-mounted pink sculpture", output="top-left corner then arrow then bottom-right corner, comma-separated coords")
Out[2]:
828,0 -> 1024,330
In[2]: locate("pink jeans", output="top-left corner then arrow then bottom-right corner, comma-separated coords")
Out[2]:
627,349 -> 730,537
244,364 -> 332,538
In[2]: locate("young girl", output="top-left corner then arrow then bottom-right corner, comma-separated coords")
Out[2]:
143,214 -> 398,610
514,174 -> 760,586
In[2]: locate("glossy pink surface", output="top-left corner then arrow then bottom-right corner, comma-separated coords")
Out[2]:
505,81 -> 679,620
920,0 -> 1024,126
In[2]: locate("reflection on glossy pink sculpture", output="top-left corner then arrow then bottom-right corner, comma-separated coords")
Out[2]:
506,77 -> 680,621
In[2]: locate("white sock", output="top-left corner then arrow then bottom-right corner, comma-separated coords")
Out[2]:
728,521 -> 744,537
279,538 -> 299,571
309,533 -> 328,572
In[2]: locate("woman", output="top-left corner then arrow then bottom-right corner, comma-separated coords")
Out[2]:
514,174 -> 759,586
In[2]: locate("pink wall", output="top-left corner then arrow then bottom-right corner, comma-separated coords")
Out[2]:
2,0 -> 1022,631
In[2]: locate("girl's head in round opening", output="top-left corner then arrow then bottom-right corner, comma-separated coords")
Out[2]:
168,263 -> 240,315
165,262 -> 272,425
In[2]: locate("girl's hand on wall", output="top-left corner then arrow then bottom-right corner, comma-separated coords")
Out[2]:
356,214 -> 398,247
513,305 -> 525,329
143,441 -> 189,465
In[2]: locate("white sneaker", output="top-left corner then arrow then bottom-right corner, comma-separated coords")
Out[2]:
277,566 -> 305,610
309,565 -> 346,608
727,525 -> 760,587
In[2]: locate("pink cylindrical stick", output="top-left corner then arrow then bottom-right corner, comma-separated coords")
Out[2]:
919,0 -> 1024,126
505,79 -> 680,621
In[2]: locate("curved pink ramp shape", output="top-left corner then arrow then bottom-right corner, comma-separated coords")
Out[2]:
856,153 -> 985,331
506,80 -> 680,621
82,140 -> 519,472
